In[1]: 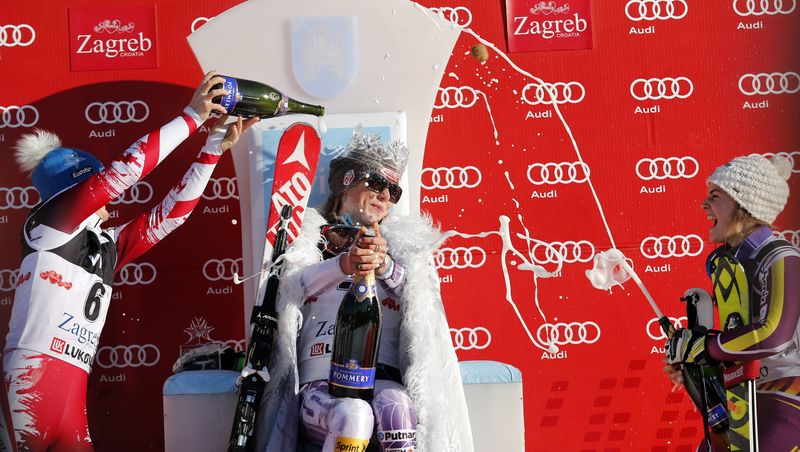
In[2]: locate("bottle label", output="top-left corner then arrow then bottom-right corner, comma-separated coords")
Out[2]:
707,403 -> 727,429
352,274 -> 377,303
329,359 -> 375,390
218,77 -> 239,112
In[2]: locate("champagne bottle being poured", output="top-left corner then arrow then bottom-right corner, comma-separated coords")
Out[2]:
212,75 -> 325,119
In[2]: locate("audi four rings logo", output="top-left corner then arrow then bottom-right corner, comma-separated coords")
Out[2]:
202,258 -> 243,281
640,235 -> 704,259
1,105 -> 39,128
647,316 -> 687,340
435,86 -> 480,109
635,156 -> 699,180
0,269 -> 20,292
110,181 -> 153,206
521,81 -> 586,105
527,161 -> 590,185
190,17 -> 212,33
749,151 -> 799,174
733,0 -> 796,16
430,6 -> 473,27
450,327 -> 491,350
0,186 -> 39,209
738,72 -> 800,96
630,77 -> 693,100
625,0 -> 688,21
94,344 -> 160,368
85,100 -> 150,125
532,241 -> 596,264
775,230 -> 800,248
537,322 -> 601,345
434,247 -> 487,269
114,262 -> 157,285
203,177 -> 238,200
0,24 -> 36,47
421,167 -> 482,190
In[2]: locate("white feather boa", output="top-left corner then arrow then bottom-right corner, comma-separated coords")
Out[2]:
255,209 -> 473,452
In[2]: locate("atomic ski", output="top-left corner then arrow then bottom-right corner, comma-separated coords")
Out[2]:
228,122 -> 322,452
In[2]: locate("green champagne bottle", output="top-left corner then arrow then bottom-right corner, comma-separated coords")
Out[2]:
212,76 -> 325,118
329,271 -> 382,400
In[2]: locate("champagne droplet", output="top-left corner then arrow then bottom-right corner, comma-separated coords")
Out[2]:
318,116 -> 328,134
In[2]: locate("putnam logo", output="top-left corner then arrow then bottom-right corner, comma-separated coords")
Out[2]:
68,5 -> 158,71
377,430 -> 416,443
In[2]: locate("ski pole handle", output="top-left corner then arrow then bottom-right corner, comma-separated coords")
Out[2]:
681,288 -> 714,330
658,316 -> 676,339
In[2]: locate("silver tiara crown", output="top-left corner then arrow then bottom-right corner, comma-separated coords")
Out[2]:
344,125 -> 409,177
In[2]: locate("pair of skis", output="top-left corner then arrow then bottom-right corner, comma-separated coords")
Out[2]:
595,254 -> 758,451
708,254 -> 761,452
659,283 -> 760,451
228,123 -> 322,451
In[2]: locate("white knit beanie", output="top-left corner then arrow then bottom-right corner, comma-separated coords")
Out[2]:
707,155 -> 792,224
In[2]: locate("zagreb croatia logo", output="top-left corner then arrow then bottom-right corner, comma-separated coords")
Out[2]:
69,5 -> 158,71
506,0 -> 593,52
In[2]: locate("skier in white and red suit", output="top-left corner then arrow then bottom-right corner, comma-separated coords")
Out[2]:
1,72 -> 257,451
254,128 -> 473,452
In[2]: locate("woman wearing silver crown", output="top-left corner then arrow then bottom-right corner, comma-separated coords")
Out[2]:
254,128 -> 473,452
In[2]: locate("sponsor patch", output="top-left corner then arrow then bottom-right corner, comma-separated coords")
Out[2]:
343,169 -> 355,186
310,342 -> 326,356
377,429 -> 416,443
50,337 -> 66,354
333,436 -> 368,452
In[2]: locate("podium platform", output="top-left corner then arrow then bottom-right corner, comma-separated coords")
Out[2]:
163,360 -> 524,451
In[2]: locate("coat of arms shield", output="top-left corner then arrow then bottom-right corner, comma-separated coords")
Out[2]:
291,16 -> 358,99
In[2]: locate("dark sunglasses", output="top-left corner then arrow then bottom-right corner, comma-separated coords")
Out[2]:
320,224 -> 372,255
360,173 -> 402,204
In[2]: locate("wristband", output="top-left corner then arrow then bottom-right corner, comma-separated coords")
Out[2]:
376,257 -> 395,280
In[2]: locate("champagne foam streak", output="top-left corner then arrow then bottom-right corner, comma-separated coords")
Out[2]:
460,27 -> 617,249
460,24 -> 662,318
418,7 -> 654,352
440,215 -> 560,354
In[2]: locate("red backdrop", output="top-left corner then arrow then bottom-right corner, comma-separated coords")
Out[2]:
2,1 -> 798,450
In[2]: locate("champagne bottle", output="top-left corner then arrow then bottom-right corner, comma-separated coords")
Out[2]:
212,76 -> 325,118
329,271 -> 382,400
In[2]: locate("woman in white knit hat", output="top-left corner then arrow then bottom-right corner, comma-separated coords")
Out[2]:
664,155 -> 799,450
